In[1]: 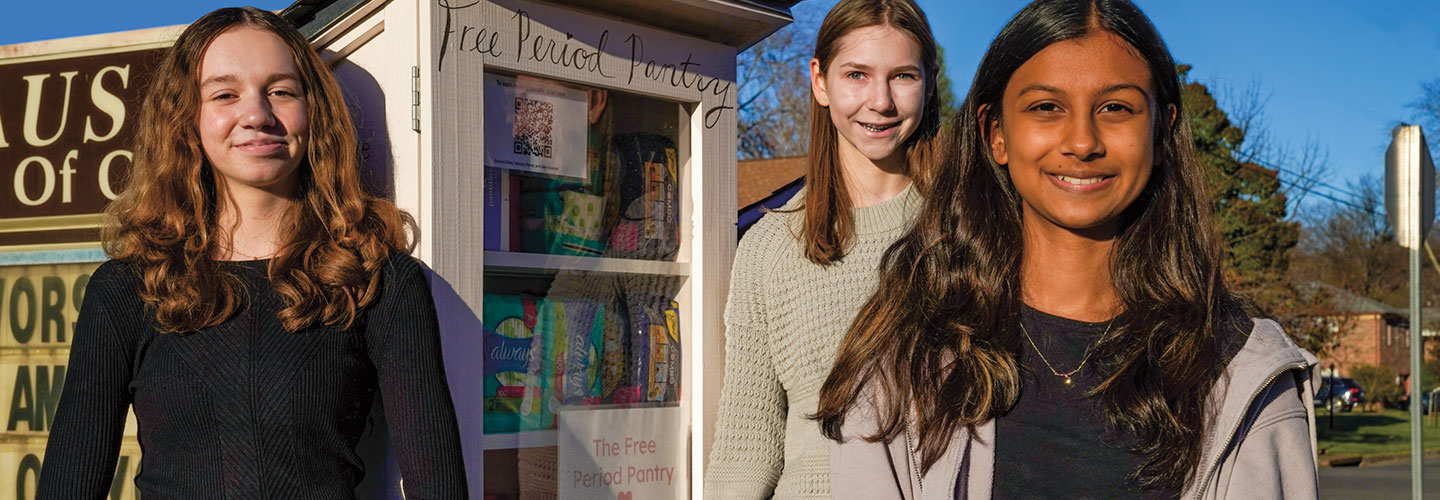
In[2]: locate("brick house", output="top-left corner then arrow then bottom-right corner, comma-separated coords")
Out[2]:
736,156 -> 804,239
1307,282 -> 1435,395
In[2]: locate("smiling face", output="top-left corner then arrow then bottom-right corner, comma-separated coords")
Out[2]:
988,31 -> 1164,237
812,25 -> 927,170
197,26 -> 309,198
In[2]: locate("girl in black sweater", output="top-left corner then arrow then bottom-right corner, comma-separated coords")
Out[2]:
38,7 -> 467,499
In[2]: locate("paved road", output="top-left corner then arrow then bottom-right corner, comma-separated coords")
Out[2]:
1320,458 -> 1440,499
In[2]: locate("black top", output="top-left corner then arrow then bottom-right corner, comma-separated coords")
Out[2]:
993,305 -> 1178,500
38,253 -> 468,499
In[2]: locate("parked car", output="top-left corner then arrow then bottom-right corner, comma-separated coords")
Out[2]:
1398,387 -> 1436,415
1314,377 -> 1364,412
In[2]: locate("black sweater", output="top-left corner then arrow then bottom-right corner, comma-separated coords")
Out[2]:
37,253 -> 468,499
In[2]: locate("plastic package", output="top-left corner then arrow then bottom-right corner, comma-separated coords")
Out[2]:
483,295 -> 542,433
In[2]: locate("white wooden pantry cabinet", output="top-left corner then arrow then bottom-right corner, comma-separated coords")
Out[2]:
304,0 -> 793,497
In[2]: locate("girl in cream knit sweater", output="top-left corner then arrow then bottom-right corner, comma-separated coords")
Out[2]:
704,0 -> 941,497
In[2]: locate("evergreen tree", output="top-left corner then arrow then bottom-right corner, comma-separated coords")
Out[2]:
935,46 -> 960,126
1182,65 -> 1298,285
1181,65 -> 1336,353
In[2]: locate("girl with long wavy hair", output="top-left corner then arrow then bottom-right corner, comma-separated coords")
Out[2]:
38,7 -> 466,498
815,1 -> 1319,498
705,0 -> 942,498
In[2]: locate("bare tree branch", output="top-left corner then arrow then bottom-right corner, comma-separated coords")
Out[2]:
1216,78 -> 1335,220
735,4 -> 822,160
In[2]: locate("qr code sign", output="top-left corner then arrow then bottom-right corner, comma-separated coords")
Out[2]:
512,96 -> 554,159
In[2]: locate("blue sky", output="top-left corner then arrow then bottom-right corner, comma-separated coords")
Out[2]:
906,0 -> 1440,210
0,2 -> 292,45
3,1 -> 1437,211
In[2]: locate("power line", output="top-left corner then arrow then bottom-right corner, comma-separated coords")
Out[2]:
1268,164 -> 1361,202
1274,174 -> 1380,215
1255,156 -> 1399,217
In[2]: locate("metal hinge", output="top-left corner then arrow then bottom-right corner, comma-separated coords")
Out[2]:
411,66 -> 421,132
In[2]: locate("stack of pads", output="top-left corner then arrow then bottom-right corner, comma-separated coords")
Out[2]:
481,132 -> 684,434
482,295 -> 681,433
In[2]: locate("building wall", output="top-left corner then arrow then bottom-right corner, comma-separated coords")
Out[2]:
1322,314 -> 1379,377
1320,314 -> 1412,377
1377,320 -> 1412,376
1318,313 -> 1439,395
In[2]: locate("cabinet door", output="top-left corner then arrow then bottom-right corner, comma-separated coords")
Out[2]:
426,1 -> 739,498
318,2 -> 449,498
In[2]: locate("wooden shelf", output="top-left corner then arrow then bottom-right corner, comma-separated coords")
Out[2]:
482,429 -> 557,450
483,251 -> 689,276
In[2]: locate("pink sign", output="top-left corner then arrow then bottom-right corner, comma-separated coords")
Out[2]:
558,406 -> 685,499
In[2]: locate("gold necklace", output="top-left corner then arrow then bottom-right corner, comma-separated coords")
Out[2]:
1017,317 -> 1112,386
227,245 -> 275,261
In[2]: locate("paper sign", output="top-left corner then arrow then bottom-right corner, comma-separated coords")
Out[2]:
0,261 -> 141,499
558,406 -> 685,500
484,74 -> 588,179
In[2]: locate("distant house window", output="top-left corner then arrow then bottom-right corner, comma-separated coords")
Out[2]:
1387,325 -> 1393,346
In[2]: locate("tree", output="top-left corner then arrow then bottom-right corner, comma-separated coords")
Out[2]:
1410,78 -> 1440,161
935,45 -> 959,127
735,9 -> 817,160
1182,66 -> 1297,281
1290,176 -> 1407,307
1423,340 -> 1440,396
1179,66 -> 1344,353
1216,80 -> 1331,212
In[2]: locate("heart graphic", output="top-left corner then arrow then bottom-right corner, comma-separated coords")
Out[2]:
617,492 -> 633,500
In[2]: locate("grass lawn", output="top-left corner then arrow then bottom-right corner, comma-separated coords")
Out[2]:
1316,408 -> 1440,457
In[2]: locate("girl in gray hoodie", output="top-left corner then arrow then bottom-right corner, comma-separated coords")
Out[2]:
812,0 -> 1319,499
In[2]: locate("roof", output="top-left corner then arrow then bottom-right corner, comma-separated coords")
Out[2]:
550,0 -> 797,49
1393,307 -> 1440,332
280,0 -> 365,39
738,156 -> 805,209
737,177 -> 802,240
281,0 -> 796,49
1301,281 -> 1404,316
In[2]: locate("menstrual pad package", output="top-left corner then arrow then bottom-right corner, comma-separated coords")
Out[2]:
606,133 -> 679,261
518,190 -> 607,257
550,300 -> 605,406
611,319 -> 649,404
483,295 -> 542,433
643,301 -> 681,402
523,301 -> 560,432
654,301 -> 682,401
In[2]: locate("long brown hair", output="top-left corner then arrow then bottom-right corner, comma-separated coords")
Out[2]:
103,7 -> 414,333
801,0 -> 942,265
815,0 -> 1238,490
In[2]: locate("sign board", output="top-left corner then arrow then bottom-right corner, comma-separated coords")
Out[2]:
433,0 -> 737,179
0,261 -> 142,499
558,406 -> 686,500
0,443 -> 144,500
1385,125 -> 1435,249
483,73 -> 588,179
0,48 -> 163,249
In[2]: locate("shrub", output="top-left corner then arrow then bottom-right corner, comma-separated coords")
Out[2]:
1349,364 -> 1403,410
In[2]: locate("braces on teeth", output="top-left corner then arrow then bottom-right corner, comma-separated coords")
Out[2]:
1055,175 -> 1108,185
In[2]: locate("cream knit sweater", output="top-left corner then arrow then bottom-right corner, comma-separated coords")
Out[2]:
705,183 -> 922,499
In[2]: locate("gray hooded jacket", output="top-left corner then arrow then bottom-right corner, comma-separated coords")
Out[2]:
830,318 -> 1320,500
